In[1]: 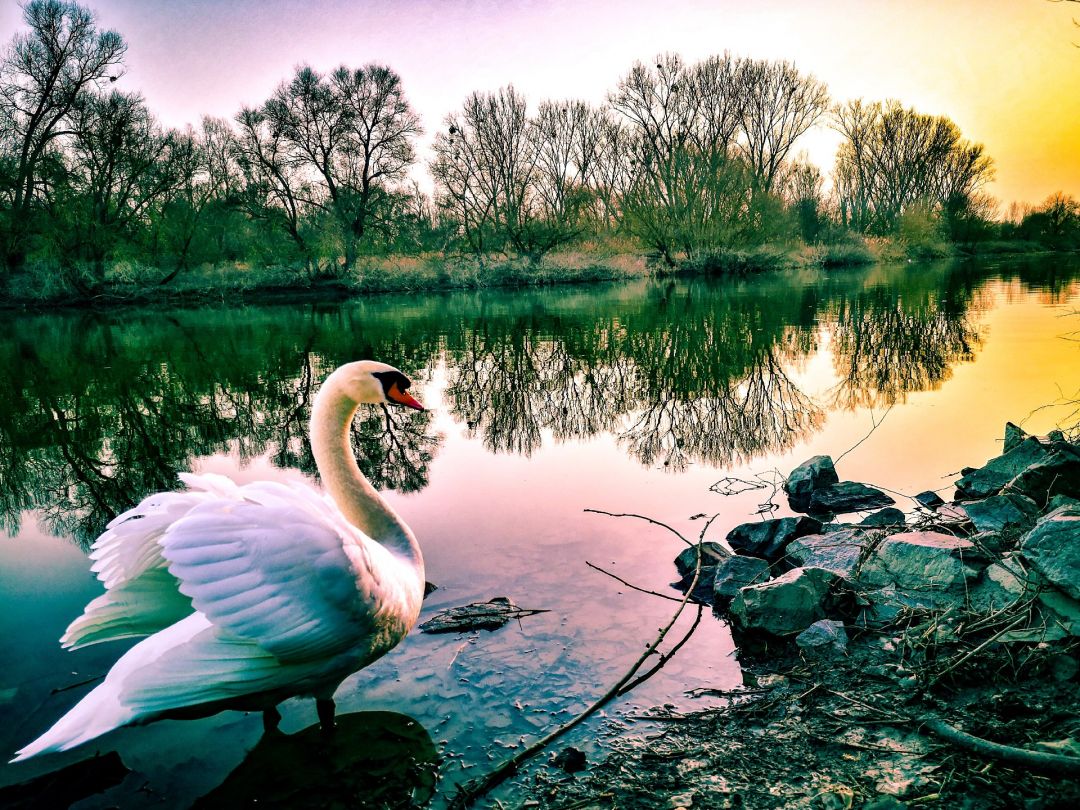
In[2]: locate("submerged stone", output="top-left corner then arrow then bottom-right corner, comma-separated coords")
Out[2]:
725,516 -> 822,562
809,482 -> 895,515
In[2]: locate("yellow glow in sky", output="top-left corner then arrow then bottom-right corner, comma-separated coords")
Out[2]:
2,0 -> 1078,207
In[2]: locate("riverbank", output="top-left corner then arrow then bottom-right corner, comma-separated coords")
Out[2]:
525,423 -> 1080,809
0,239 -> 1063,312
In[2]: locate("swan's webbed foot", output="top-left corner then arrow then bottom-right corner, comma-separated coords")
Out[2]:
262,705 -> 282,735
316,698 -> 336,737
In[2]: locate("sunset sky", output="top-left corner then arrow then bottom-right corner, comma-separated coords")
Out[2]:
3,0 -> 1079,208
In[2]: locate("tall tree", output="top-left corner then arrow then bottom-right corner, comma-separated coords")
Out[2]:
263,63 -> 421,269
0,0 -> 125,274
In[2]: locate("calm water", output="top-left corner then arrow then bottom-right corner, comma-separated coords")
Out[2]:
1,258 -> 1078,807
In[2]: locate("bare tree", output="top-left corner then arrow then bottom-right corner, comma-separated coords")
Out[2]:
233,106 -> 313,263
832,99 -> 994,234
263,63 -> 421,269
0,0 -> 125,273
60,90 -> 179,287
738,59 -> 830,193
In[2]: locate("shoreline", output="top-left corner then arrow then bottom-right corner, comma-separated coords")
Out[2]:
0,242 -> 1069,315
522,424 -> 1080,809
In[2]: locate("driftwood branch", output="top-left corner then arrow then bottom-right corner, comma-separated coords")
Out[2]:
447,513 -> 716,808
921,716 -> 1080,778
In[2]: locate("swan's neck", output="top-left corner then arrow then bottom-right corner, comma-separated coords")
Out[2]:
309,375 -> 423,576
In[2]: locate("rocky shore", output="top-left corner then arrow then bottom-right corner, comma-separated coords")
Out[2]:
531,423 -> 1080,809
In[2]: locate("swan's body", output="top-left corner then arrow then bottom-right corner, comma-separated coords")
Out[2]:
12,361 -> 426,762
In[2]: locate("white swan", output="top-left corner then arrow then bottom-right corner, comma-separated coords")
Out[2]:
11,360 -> 426,762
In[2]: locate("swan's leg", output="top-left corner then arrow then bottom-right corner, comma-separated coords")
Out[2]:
316,698 -> 336,735
262,705 -> 282,734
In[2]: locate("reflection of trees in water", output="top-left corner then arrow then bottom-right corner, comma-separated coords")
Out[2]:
824,268 -> 984,409
0,309 -> 440,547
2,257 -> 1074,545
621,348 -> 823,470
445,280 -> 824,468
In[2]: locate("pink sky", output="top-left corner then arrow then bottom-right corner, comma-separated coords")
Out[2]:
2,0 -> 1078,207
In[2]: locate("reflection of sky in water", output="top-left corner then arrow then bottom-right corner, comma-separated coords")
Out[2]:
1,262 -> 1078,806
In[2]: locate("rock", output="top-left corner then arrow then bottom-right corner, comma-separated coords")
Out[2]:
786,530 -> 870,578
954,436 -> 1052,500
969,554 -> 1032,613
725,516 -> 822,562
860,507 -> 906,527
673,541 -> 730,577
1004,421 -> 1027,453
858,531 -> 976,592
784,455 -> 839,509
712,555 -> 771,603
1045,494 -> 1080,515
1020,506 -> 1080,600
1007,444 -> 1080,501
914,490 -> 946,509
795,619 -> 849,657
729,566 -> 839,636
809,482 -> 895,515
960,492 -> 1039,533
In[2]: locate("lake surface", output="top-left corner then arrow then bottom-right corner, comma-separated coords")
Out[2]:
1,257 -> 1078,807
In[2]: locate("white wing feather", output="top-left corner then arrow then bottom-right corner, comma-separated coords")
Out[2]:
161,498 -> 382,663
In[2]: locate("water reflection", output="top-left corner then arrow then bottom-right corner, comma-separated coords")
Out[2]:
0,258 -> 1074,545
194,711 -> 437,808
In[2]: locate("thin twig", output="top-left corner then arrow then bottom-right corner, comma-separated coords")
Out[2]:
585,561 -> 687,604
584,508 -> 694,548
927,614 -> 1029,687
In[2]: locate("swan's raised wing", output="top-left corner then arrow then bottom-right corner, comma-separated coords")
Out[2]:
160,487 -> 387,663
62,474 -> 243,649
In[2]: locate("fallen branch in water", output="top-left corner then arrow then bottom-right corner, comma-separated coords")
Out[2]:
447,512 -> 718,809
921,716 -> 1080,778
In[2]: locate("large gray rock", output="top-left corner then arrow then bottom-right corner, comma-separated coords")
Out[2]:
1020,506 -> 1080,600
954,437 -> 1051,500
858,531 -> 977,592
809,482 -> 895,515
915,491 -> 946,509
960,492 -> 1039,533
712,555 -> 771,603
784,455 -> 839,508
725,516 -> 822,562
1004,421 -> 1027,453
1007,445 -> 1080,502
786,529 -> 870,578
795,619 -> 849,657
729,566 -> 839,636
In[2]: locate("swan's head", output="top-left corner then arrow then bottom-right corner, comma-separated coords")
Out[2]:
334,361 -> 425,411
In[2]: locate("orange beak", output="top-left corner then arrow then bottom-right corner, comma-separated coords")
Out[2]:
388,384 -> 425,411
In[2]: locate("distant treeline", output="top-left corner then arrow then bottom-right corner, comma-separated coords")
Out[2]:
1,1 -> 1078,298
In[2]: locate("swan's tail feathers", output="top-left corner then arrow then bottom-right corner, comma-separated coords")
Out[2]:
9,681 -> 136,763
61,570 -> 193,650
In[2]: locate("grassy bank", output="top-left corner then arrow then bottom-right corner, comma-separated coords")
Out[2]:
0,238 -> 1065,311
